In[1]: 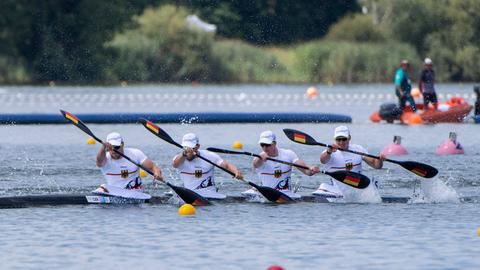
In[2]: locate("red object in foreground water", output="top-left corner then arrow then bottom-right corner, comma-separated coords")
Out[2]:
267,265 -> 285,270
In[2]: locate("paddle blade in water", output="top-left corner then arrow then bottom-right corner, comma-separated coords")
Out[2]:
326,170 -> 370,189
400,161 -> 438,178
166,182 -> 210,206
248,181 -> 294,203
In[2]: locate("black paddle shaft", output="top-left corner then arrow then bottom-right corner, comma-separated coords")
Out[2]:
206,147 -> 371,189
283,128 -> 438,178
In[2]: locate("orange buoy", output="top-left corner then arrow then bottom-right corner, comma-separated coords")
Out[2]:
370,111 -> 381,123
401,112 -> 423,125
411,87 -> 421,97
407,113 -> 423,125
400,112 -> 412,123
306,86 -> 317,99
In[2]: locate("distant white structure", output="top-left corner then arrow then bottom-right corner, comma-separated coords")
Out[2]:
186,15 -> 217,33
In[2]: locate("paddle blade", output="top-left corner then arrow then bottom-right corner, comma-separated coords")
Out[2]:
166,182 -> 210,206
399,161 -> 438,178
139,118 -> 181,148
247,181 -> 294,203
283,129 -> 319,145
60,110 -> 98,141
325,170 -> 370,189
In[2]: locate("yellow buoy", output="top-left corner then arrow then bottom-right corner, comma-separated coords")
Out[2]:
232,140 -> 243,149
139,169 -> 147,178
477,228 -> 480,237
178,204 -> 196,216
86,137 -> 96,145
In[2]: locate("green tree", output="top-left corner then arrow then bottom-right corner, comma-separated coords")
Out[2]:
182,0 -> 360,44
108,5 -> 227,82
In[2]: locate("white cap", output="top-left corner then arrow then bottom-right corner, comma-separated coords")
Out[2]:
181,133 -> 199,148
401,59 -> 409,65
334,126 -> 350,139
106,132 -> 123,146
258,130 -> 276,144
424,58 -> 432,65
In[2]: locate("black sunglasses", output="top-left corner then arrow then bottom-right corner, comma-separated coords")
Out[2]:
335,137 -> 348,142
112,145 -> 121,150
260,143 -> 272,148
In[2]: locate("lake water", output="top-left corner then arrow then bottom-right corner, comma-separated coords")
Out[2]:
1,84 -> 479,269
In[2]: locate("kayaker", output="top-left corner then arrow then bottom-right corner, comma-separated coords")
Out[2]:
418,58 -> 438,110
96,132 -> 163,191
243,130 -> 320,199
173,133 -> 243,199
395,59 -> 417,112
313,126 -> 385,199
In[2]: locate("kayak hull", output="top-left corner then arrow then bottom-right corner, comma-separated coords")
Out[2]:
0,194 -> 412,208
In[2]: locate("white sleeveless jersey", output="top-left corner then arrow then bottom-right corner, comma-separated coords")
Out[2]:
100,148 -> 147,189
174,150 -> 223,192
321,144 -> 381,202
255,148 -> 299,191
323,144 -> 367,174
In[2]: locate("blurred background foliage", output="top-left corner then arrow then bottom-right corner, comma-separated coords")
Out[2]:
0,0 -> 479,84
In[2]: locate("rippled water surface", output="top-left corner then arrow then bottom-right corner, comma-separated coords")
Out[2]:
1,84 -> 479,269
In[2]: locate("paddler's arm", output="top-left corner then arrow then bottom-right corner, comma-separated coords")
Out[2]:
220,160 -> 243,180
142,159 -> 164,181
294,159 -> 320,176
363,154 -> 385,169
320,145 -> 337,164
173,147 -> 194,168
96,143 -> 110,167
253,152 -> 268,168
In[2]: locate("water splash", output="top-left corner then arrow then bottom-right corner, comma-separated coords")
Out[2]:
337,179 -> 382,203
180,116 -> 199,125
419,179 -> 459,203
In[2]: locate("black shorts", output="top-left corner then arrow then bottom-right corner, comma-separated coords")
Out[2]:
423,92 -> 438,104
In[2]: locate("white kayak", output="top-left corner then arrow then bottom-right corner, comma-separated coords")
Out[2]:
241,188 -> 302,199
91,184 -> 152,200
191,188 -> 227,199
